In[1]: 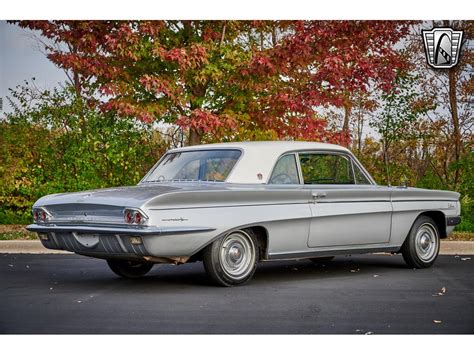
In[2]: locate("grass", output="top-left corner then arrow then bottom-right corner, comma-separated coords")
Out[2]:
0,224 -> 473,241
446,231 -> 474,241
0,225 -> 37,240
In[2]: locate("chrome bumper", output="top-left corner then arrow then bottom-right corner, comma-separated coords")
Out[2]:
26,223 -> 215,236
26,223 -> 216,260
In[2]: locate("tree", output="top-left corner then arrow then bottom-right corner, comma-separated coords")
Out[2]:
405,20 -> 473,189
12,20 -> 411,145
370,73 -> 432,185
0,81 -> 167,223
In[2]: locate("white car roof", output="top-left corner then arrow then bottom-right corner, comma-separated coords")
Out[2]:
169,141 -> 352,184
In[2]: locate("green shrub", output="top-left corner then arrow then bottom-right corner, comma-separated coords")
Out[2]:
0,83 -> 169,224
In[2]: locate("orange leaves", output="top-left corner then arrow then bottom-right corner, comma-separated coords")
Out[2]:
162,44 -> 209,70
139,75 -> 176,100
176,109 -> 238,135
11,20 -> 413,145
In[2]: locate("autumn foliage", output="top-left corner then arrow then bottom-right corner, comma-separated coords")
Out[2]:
14,20 -> 411,145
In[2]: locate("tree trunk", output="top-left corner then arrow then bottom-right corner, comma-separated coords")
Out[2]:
356,108 -> 364,153
448,68 -> 462,187
342,101 -> 352,146
188,127 -> 202,146
383,140 -> 391,186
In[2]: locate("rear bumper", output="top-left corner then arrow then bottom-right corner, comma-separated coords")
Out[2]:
26,223 -> 215,236
446,216 -> 461,227
26,223 -> 216,261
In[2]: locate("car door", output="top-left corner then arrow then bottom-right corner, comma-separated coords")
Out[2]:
299,151 -> 392,248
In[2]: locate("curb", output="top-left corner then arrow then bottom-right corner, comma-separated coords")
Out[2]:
0,240 -> 71,254
438,241 -> 474,255
0,240 -> 473,255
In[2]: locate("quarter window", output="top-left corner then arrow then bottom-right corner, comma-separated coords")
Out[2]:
299,153 -> 354,184
269,154 -> 300,184
353,163 -> 371,185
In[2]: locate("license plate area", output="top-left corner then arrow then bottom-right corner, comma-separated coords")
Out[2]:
73,233 -> 100,248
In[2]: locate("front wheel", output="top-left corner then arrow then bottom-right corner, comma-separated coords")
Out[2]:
203,229 -> 259,287
401,216 -> 440,268
106,259 -> 153,279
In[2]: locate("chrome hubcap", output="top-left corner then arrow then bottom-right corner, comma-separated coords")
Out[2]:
415,223 -> 439,262
219,231 -> 256,280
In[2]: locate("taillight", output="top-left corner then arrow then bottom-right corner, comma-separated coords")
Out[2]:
125,210 -> 133,224
32,207 -> 50,223
123,208 -> 148,225
134,212 -> 142,224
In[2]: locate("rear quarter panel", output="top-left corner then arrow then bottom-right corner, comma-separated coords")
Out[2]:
142,188 -> 312,257
390,188 -> 460,245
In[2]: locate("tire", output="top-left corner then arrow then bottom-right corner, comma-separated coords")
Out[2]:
309,256 -> 335,263
203,229 -> 259,287
107,259 -> 153,279
401,216 -> 440,269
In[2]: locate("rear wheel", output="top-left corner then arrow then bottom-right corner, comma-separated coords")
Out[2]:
401,216 -> 440,268
107,259 -> 153,279
203,229 -> 259,287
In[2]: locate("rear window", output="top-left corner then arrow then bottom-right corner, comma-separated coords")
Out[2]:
143,150 -> 241,182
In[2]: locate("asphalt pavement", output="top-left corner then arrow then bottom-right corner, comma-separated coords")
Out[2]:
1,253 -> 473,334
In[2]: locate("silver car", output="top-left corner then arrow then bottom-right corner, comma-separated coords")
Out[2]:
28,141 -> 461,286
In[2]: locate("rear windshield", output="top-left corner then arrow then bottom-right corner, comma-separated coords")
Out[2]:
143,149 -> 241,182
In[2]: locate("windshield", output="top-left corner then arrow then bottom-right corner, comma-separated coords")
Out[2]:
143,149 -> 241,182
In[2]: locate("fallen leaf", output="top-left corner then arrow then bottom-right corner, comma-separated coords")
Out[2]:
432,286 -> 447,296
433,320 -> 442,324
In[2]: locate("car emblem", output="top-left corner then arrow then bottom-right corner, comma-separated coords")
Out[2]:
422,27 -> 463,69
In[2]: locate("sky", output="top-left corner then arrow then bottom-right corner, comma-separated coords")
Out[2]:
0,21 -> 67,114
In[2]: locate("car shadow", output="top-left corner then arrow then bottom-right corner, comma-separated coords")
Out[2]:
50,254 -> 411,290
251,254 -> 409,285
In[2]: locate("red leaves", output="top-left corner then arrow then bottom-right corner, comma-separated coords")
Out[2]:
11,20 -> 412,145
162,44 -> 208,70
176,109 -> 237,134
250,54 -> 277,76
139,75 -> 176,99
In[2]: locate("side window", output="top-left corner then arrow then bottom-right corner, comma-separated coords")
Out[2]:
269,154 -> 300,184
299,153 -> 354,184
353,163 -> 371,185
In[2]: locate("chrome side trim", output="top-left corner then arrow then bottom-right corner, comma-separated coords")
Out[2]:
267,246 -> 401,260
